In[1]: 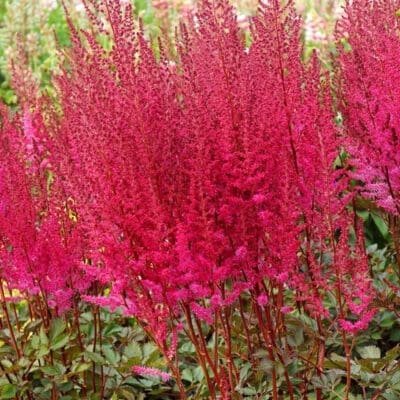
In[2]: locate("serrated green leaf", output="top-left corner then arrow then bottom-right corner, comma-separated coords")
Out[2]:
41,365 -> 63,376
70,362 -> 91,374
49,318 -> 66,341
143,342 -> 157,358
103,346 -> 119,365
124,341 -> 142,359
0,360 -> 12,369
39,326 -> 49,346
181,368 -> 193,382
239,387 -> 257,396
31,334 -> 40,350
50,333 -> 69,351
0,384 -> 16,399
103,323 -> 123,337
358,345 -> 381,359
84,351 -> 107,365
37,344 -> 50,358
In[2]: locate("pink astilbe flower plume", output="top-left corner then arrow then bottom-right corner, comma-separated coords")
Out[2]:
43,0 -> 374,339
3,0 -> 377,396
337,0 -> 400,214
0,105 -> 89,313
132,366 -> 171,382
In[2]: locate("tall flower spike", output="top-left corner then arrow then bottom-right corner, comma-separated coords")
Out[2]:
337,0 -> 400,214
0,105 -> 88,313
43,0 -> 375,333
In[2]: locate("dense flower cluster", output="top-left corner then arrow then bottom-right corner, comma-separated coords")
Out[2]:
132,365 -> 171,382
9,0 -> 367,346
2,0 -> 398,397
0,105 -> 89,313
337,0 -> 400,214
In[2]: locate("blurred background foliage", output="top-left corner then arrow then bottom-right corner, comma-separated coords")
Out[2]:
0,0 -> 343,105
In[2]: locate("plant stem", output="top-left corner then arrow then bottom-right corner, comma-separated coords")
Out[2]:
0,279 -> 21,359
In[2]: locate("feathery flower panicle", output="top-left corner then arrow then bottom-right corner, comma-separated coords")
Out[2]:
39,0 -> 375,339
337,0 -> 400,214
132,366 -> 171,382
0,7 -> 376,398
0,106 -> 88,313
1,0 -> 380,395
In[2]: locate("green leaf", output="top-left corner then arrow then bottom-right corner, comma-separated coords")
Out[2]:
118,388 -> 137,400
37,344 -> 50,358
390,327 -> 400,342
0,384 -> 17,399
258,359 -> 273,373
84,351 -> 107,365
0,360 -> 12,369
287,328 -> 304,347
181,368 -> 194,382
31,334 -> 40,350
124,341 -> 142,359
239,387 -> 257,396
70,362 -> 92,374
380,313 -> 396,329
385,345 -> 400,362
50,333 -> 69,351
24,318 -> 42,333
143,342 -> 157,359
17,357 -> 30,368
371,214 -> 389,239
325,353 -> 347,369
371,332 -> 382,340
253,349 -> 269,359
49,318 -> 66,341
358,345 -> 381,359
192,366 -> 204,381
103,346 -> 119,365
39,326 -> 49,346
239,362 -> 252,383
103,323 -> 123,337
41,365 -> 63,376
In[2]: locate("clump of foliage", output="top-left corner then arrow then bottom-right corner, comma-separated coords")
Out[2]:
0,0 -> 76,105
0,0 -> 400,399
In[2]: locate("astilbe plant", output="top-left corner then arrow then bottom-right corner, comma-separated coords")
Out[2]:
4,0 -> 377,398
335,3 -> 400,393
336,1 -> 400,349
0,102 -> 89,316
336,1 -> 400,237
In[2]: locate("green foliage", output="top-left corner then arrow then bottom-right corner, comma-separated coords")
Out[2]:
0,302 -> 179,399
0,0 -> 73,105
